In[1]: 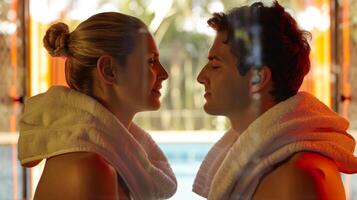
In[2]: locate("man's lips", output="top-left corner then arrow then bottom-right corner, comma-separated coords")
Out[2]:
204,91 -> 211,98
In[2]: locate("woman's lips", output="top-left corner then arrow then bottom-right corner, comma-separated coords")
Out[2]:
152,89 -> 161,97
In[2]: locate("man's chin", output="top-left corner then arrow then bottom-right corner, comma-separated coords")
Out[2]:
203,104 -> 223,116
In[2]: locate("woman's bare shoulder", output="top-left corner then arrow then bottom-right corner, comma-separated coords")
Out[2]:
34,152 -> 118,200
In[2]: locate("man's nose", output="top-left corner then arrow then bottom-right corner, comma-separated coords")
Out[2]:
197,65 -> 208,84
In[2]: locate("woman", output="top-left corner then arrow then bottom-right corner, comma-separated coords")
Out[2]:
18,12 -> 177,200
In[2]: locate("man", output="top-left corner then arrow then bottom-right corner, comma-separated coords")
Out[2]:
193,1 -> 357,200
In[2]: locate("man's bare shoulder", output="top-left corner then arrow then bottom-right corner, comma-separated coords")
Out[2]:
292,152 -> 346,199
253,152 -> 345,200
34,152 -> 118,200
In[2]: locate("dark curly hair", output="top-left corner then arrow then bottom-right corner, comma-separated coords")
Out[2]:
207,1 -> 311,102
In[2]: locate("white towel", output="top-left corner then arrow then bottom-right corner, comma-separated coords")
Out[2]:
193,91 -> 357,200
18,86 -> 177,200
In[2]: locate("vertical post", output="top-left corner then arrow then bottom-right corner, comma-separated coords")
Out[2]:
19,0 -> 30,199
330,0 -> 339,112
340,0 -> 352,199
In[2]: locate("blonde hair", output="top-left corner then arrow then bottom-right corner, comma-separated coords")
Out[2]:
43,12 -> 147,96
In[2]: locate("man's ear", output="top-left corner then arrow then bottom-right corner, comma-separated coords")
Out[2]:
96,55 -> 116,84
250,66 -> 272,93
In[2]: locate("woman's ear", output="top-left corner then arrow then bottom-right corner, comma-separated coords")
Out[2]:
250,66 -> 272,94
96,55 -> 116,84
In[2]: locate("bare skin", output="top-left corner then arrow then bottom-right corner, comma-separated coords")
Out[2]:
34,152 -> 127,200
28,33 -> 168,199
253,152 -> 346,200
197,31 -> 276,136
197,31 -> 346,199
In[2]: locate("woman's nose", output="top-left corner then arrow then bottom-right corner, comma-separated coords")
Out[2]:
158,63 -> 169,80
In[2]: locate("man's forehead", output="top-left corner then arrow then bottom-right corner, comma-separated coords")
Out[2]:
210,32 -> 230,54
216,31 -> 228,40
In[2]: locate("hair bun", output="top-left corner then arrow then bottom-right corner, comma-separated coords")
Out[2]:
43,22 -> 70,57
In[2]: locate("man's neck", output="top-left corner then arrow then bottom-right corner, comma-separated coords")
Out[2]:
229,111 -> 256,136
229,96 -> 277,136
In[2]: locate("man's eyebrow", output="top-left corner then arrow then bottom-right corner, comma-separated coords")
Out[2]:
208,55 -> 222,61
150,52 -> 159,58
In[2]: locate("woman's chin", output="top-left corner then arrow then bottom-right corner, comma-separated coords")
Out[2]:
150,101 -> 161,110
145,98 -> 161,110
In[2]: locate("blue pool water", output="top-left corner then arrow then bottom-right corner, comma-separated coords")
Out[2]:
0,145 -> 24,200
158,143 -> 212,200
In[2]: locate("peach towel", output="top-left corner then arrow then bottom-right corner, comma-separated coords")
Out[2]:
193,92 -> 357,200
18,86 -> 177,200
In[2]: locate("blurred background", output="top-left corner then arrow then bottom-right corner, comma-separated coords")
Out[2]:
0,0 -> 356,199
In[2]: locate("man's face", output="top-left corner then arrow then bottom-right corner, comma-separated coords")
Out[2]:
197,31 -> 252,117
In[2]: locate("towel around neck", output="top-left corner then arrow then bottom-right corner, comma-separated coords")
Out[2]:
18,86 -> 177,200
193,91 -> 357,200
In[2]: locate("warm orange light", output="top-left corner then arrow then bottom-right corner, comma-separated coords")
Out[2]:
297,2 -> 331,108
28,4 -> 53,199
342,0 -> 351,114
29,18 -> 51,96
341,0 -> 351,198
313,2 -> 331,107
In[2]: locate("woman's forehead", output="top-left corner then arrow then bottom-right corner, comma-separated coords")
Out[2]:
146,34 -> 159,55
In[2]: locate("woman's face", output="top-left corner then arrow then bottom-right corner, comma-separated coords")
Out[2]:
144,34 -> 169,109
117,33 -> 168,112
